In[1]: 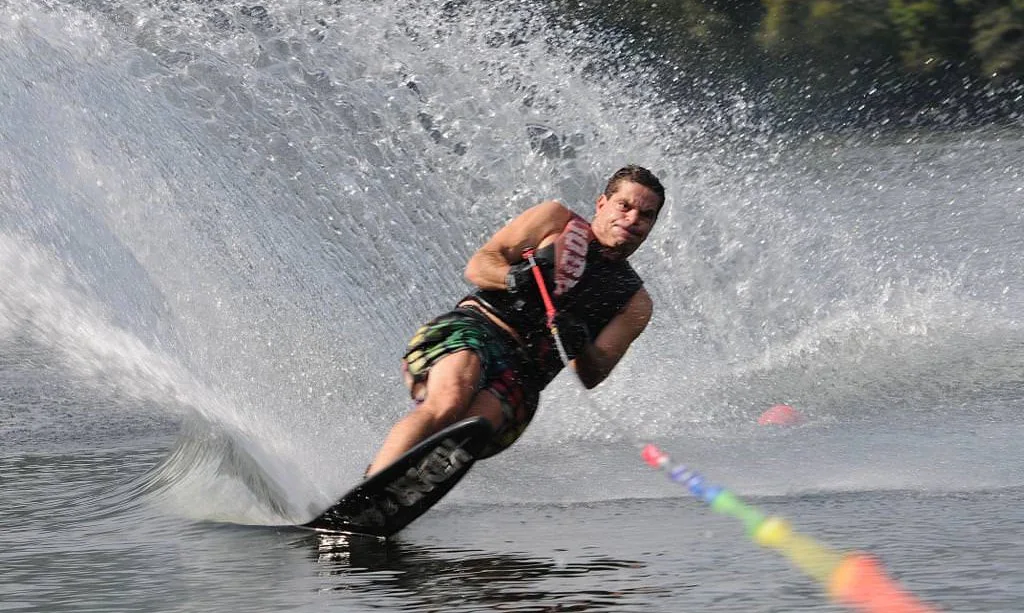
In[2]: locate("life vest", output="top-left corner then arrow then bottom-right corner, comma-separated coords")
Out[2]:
472,213 -> 643,388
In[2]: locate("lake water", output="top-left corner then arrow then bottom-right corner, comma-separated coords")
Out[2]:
1,1 -> 1022,611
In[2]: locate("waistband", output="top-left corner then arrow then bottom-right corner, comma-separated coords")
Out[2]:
452,302 -> 522,349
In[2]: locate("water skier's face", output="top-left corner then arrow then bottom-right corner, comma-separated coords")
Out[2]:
592,181 -> 660,258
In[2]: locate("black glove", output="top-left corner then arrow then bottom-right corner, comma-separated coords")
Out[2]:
552,312 -> 590,360
505,249 -> 553,295
505,260 -> 537,295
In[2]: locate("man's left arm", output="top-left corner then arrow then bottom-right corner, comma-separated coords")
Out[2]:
572,289 -> 653,389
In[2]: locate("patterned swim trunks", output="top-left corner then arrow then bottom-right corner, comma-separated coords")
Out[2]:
402,306 -> 539,458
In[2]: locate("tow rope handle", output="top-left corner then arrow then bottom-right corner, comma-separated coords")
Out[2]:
522,248 -> 571,366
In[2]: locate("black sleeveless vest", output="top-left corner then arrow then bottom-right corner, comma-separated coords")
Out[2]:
472,215 -> 643,388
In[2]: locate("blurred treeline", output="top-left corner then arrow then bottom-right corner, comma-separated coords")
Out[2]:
552,0 -> 1023,130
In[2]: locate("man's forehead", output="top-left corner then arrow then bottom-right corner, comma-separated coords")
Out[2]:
611,184 -> 660,210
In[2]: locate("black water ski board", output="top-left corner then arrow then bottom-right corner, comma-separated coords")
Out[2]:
302,417 -> 492,538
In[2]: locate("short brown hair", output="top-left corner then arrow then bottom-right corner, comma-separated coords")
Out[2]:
604,165 -> 665,211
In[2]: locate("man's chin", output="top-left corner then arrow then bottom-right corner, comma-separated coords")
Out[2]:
601,242 -> 637,260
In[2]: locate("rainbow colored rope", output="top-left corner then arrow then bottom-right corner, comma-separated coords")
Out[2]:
642,444 -> 938,613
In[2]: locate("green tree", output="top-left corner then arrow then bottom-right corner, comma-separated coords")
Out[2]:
961,1 -> 1024,78
888,0 -> 973,71
760,0 -> 898,67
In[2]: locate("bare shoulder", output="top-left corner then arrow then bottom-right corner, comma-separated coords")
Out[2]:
481,199 -> 573,260
517,199 -> 573,235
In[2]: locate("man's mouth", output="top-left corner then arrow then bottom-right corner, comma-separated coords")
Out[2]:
614,225 -> 639,239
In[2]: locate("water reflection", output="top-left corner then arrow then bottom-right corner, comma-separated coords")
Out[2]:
298,532 -> 662,612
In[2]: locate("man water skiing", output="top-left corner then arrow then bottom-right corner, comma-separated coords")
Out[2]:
367,165 -> 665,475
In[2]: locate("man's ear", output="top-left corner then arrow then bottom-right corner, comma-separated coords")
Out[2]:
595,193 -> 607,212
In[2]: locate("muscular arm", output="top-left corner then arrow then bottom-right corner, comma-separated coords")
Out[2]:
465,200 -> 573,289
573,288 -> 653,389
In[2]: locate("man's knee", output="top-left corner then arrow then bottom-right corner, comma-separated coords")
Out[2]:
468,390 -> 504,431
395,348 -> 485,438
410,396 -> 468,431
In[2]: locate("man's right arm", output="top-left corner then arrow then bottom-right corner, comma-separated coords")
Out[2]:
464,200 -> 571,290
573,288 -> 653,389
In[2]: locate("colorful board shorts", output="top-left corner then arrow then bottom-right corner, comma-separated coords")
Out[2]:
401,306 -> 539,458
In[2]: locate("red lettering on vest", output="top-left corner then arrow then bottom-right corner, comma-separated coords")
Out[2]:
554,215 -> 593,296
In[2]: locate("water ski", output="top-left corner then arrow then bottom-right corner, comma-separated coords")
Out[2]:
302,416 -> 493,538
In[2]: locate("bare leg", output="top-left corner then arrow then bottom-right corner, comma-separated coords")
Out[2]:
366,350 -> 503,476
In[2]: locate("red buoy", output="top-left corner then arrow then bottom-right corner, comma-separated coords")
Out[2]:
758,404 -> 802,426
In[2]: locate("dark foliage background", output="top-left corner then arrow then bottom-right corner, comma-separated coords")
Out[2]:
551,0 -> 1023,131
